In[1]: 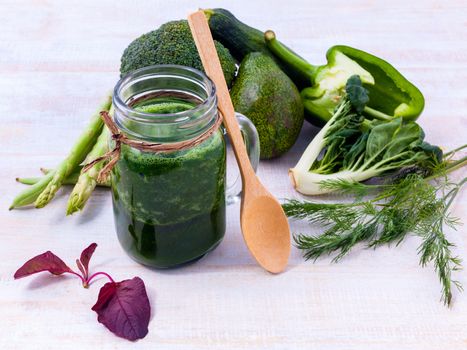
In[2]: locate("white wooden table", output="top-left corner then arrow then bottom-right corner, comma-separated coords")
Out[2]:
1,1 -> 466,349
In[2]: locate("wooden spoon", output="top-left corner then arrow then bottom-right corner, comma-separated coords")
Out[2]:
188,11 -> 290,273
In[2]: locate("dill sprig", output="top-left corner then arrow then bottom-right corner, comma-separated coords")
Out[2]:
284,153 -> 467,306
416,178 -> 466,305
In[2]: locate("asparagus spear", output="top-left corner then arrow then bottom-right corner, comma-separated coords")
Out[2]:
66,124 -> 110,215
16,174 -> 76,186
9,172 -> 55,209
16,177 -> 48,186
9,95 -> 112,210
34,97 -> 112,209
40,167 -> 77,176
16,167 -> 110,187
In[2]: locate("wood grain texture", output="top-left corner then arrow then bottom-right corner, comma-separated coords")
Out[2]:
0,0 -> 466,349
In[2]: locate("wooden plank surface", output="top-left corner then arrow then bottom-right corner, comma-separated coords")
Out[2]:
0,0 -> 466,349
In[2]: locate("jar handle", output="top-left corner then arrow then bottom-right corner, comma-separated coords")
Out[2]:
225,113 -> 260,204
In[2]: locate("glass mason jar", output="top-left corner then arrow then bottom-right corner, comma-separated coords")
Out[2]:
112,65 -> 260,268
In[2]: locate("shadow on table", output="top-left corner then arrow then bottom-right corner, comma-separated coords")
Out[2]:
26,274 -> 75,290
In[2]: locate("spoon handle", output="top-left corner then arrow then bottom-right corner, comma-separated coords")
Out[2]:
188,11 -> 255,181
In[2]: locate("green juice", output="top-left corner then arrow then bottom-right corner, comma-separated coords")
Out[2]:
112,95 -> 226,267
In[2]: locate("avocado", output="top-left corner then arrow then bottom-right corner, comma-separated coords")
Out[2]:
230,52 -> 304,159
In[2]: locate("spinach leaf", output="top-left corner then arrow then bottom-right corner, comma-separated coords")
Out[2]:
345,75 -> 369,113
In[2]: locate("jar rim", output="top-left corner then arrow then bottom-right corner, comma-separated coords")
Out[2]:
113,64 -> 216,124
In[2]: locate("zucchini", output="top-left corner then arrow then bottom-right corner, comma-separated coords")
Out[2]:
203,8 -> 270,60
203,8 -> 309,88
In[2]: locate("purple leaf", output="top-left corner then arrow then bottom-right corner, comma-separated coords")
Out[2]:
14,251 -> 73,279
79,243 -> 97,279
76,259 -> 86,278
92,277 -> 150,341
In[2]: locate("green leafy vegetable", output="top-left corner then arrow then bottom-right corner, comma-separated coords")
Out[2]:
284,149 -> 467,306
289,76 -> 442,195
345,75 -> 369,113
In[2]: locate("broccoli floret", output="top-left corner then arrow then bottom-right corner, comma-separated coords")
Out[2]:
120,20 -> 237,86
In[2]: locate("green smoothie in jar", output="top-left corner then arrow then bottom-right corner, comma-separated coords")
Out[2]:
111,65 -> 259,268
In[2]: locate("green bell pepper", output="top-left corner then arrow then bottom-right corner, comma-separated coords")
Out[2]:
264,31 -> 425,126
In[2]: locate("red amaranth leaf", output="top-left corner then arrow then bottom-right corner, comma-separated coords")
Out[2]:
14,244 -> 152,340
92,277 -> 150,341
76,259 -> 86,278
78,243 -> 97,279
14,251 -> 73,279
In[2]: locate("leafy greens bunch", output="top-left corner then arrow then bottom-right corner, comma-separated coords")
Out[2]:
284,76 -> 467,305
289,76 -> 442,195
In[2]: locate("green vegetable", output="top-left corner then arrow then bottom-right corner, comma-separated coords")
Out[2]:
67,124 -> 110,215
230,52 -> 304,159
17,170 -> 80,186
120,20 -> 236,87
289,76 -> 440,195
16,178 -> 37,185
17,167 -> 110,187
283,150 -> 467,306
203,8 -> 309,88
10,96 -> 112,210
16,172 -> 110,187
265,30 -> 425,126
9,172 -> 55,210
203,8 -> 269,59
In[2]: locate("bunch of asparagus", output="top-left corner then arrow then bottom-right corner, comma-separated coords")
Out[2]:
11,96 -> 113,215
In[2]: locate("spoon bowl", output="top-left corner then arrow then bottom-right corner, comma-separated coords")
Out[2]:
241,191 -> 291,273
